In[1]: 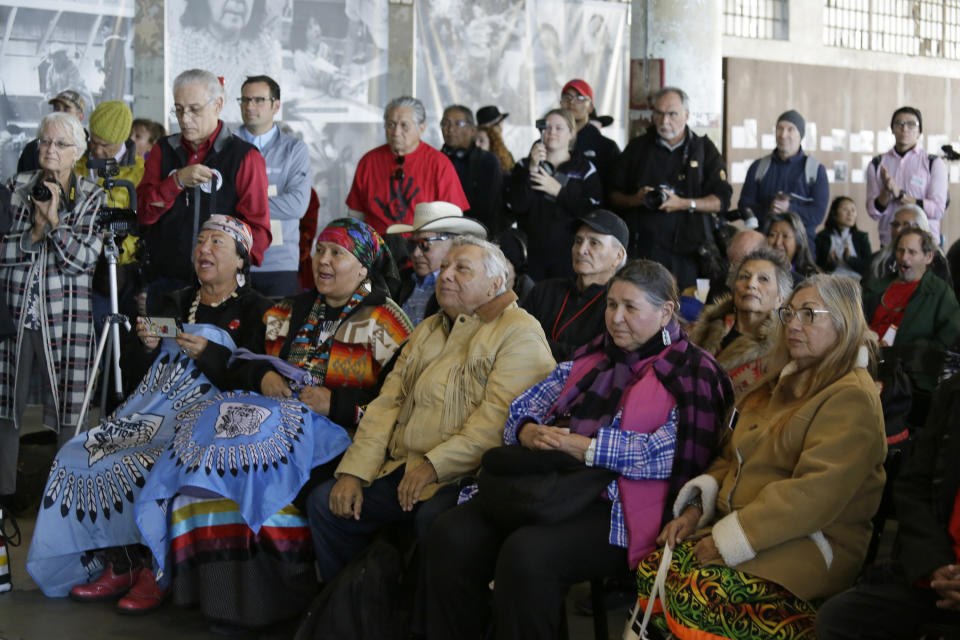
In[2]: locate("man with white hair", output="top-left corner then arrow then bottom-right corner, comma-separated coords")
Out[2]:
523,209 -> 628,360
136,68 -> 271,301
306,236 -> 555,584
609,86 -> 732,290
346,96 -> 468,237
387,200 -> 488,326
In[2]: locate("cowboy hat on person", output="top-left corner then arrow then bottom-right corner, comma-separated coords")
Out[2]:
386,201 -> 487,238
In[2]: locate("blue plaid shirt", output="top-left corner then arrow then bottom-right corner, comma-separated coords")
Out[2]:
501,361 -> 679,548
401,271 -> 437,326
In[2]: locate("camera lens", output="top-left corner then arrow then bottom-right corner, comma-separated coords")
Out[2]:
643,189 -> 666,210
32,182 -> 52,203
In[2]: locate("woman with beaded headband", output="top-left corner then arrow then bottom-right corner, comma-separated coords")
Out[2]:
164,217 -> 413,627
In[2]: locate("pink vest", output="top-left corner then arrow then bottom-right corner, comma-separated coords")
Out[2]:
564,351 -> 675,567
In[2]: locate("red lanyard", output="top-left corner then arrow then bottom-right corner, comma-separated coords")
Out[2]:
551,289 -> 605,341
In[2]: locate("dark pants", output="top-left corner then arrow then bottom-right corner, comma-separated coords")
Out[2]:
816,567 -> 960,640
0,329 -> 71,495
251,271 -> 299,298
305,465 -> 459,583
424,498 -> 626,640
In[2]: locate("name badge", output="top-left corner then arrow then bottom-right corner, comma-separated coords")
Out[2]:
270,219 -> 283,247
268,184 -> 278,197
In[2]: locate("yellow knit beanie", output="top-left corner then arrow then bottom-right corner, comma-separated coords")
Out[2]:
89,101 -> 133,144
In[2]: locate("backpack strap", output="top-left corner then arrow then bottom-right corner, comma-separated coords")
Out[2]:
754,154 -> 772,184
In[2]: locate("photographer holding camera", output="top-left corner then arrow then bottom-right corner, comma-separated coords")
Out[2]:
506,109 -> 603,281
0,112 -> 105,502
610,87 -> 732,290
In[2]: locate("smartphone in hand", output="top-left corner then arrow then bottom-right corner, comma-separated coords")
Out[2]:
142,316 -> 183,338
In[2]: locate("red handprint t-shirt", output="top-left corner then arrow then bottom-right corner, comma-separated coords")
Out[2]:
345,142 -> 469,234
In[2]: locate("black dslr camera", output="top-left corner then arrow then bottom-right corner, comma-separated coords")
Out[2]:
644,185 -> 672,209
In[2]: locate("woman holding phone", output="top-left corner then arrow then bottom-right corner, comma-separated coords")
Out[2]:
125,214 -> 272,390
507,109 -> 602,281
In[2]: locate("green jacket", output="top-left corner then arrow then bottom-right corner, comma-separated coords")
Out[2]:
862,270 -> 960,390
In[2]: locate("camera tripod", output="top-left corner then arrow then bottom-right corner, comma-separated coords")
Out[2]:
74,232 -> 130,436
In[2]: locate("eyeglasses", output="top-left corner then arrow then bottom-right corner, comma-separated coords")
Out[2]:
560,93 -> 590,104
392,155 -> 405,182
37,138 -> 75,150
407,235 -> 451,253
653,109 -> 683,120
777,307 -> 832,325
237,97 -> 276,106
892,120 -> 919,129
171,97 -> 215,120
440,119 -> 469,129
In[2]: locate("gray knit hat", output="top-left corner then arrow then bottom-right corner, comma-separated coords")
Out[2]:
776,109 -> 805,139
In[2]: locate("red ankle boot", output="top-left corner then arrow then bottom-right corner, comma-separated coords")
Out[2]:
116,568 -> 167,614
69,562 -> 138,601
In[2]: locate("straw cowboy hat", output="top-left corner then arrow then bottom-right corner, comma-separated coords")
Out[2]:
386,201 -> 487,238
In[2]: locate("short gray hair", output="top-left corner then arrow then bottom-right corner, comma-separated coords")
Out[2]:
451,235 -> 509,295
384,96 -> 426,126
40,112 -> 87,156
893,203 -> 930,231
173,69 -> 225,102
653,86 -> 690,110
728,246 -> 793,300
443,104 -> 475,126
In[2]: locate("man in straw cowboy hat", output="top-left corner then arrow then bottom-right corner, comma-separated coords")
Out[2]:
387,201 -> 487,326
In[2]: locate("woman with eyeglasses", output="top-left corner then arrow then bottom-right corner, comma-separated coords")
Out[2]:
636,274 -> 886,640
863,227 -> 960,394
765,210 -> 819,285
507,108 -> 602,281
0,112 -> 104,505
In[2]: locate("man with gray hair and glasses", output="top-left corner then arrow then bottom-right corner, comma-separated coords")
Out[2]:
346,96 -> 468,241
609,86 -> 732,290
137,68 -> 271,301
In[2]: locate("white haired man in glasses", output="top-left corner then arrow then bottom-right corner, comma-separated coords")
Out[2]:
136,68 -> 271,304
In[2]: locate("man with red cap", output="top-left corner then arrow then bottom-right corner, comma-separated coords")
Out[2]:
561,79 -> 620,195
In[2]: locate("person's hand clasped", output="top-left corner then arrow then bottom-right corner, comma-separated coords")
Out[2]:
930,564 -> 960,610
656,504 -> 702,548
175,332 -> 208,360
518,423 -> 564,450
692,534 -> 721,565
659,190 -> 689,213
329,474 -> 364,520
397,459 -> 438,512
300,385 -> 331,415
260,370 -> 292,398
177,164 -> 216,189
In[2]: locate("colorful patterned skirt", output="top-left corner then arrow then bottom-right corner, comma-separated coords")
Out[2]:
635,541 -> 818,640
170,495 -> 319,627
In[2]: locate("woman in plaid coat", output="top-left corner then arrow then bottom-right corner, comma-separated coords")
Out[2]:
0,112 -> 104,499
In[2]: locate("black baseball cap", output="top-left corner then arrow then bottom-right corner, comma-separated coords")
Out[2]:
572,209 -> 629,248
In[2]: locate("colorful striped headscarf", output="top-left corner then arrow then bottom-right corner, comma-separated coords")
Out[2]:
316,218 -> 399,293
202,214 -> 253,255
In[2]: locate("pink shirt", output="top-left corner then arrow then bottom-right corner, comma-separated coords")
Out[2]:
866,145 -> 948,245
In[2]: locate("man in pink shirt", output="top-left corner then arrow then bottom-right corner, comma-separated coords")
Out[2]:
866,106 -> 948,246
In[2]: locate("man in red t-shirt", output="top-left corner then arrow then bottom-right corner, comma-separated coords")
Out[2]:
346,96 -> 468,236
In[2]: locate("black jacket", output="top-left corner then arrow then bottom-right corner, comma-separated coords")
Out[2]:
522,277 -> 607,361
444,144 -> 504,235
894,373 -> 960,584
507,154 -> 602,282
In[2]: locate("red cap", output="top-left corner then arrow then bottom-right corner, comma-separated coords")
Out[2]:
562,79 -> 594,102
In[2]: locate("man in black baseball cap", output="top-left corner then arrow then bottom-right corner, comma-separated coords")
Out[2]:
522,209 -> 628,360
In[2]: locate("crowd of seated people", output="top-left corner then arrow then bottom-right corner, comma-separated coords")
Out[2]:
3,64 -> 960,640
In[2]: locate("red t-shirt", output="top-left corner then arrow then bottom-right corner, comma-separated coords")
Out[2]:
345,142 -> 469,234
869,279 -> 921,340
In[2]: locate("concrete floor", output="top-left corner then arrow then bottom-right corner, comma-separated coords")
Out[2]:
0,407 -> 631,640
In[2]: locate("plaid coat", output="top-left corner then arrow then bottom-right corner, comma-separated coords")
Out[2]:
0,171 -> 104,430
